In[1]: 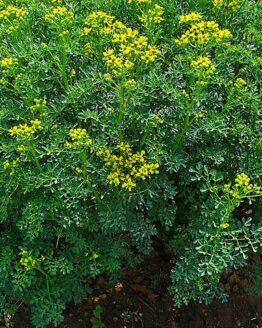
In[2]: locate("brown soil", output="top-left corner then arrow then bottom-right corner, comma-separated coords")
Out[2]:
4,253 -> 262,328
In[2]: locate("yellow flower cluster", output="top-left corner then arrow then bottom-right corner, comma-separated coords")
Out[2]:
9,119 -> 43,138
45,6 -> 74,26
191,55 -> 214,69
3,159 -> 18,169
82,11 -> 119,36
82,11 -> 160,74
220,223 -> 230,229
103,49 -> 134,70
179,12 -> 203,23
175,17 -> 232,45
191,55 -> 216,84
66,128 -> 92,148
17,144 -> 27,152
3,159 -> 19,176
0,5 -> 27,20
104,35 -> 160,72
97,143 -> 160,191
233,77 -> 246,88
150,114 -> 163,126
30,98 -> 48,116
214,0 -> 241,11
224,173 -> 261,199
1,56 -> 18,69
139,4 -> 164,24
124,79 -> 137,89
0,5 -> 27,33
20,250 -> 37,271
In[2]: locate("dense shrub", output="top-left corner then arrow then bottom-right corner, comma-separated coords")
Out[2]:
0,0 -> 261,326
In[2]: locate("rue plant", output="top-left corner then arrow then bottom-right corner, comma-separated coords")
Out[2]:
0,0 -> 261,326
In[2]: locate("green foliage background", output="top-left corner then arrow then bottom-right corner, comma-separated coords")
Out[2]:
0,0 -> 261,326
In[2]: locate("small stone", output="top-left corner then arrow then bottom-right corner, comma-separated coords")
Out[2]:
100,294 -> 107,299
113,317 -> 118,322
114,282 -> 123,292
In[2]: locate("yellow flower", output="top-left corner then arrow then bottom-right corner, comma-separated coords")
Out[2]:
225,173 -> 262,198
97,143 -> 159,192
122,177 -> 137,191
139,4 -> 164,24
191,55 -> 216,83
3,159 -> 19,176
59,30 -> 69,37
30,98 -> 47,113
179,12 -> 203,24
196,112 -> 204,118
214,0 -> 224,7
214,0 -> 241,10
103,49 -> 134,71
70,68 -> 76,77
0,5 -> 27,21
41,42 -> 49,49
124,79 -> 137,89
220,223 -> 230,229
235,173 -> 250,186
45,6 -> 74,26
20,250 -> 38,271
17,144 -> 27,152
175,17 -> 232,46
1,56 -> 18,68
224,184 -> 231,191
9,120 -> 43,138
75,167 -> 83,174
3,160 -> 10,170
66,128 -> 92,148
234,78 -> 246,88
140,45 -> 161,63
83,10 -> 161,76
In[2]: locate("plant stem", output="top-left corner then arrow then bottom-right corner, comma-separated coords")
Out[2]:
60,47 -> 69,91
81,149 -> 87,180
117,81 -> 126,141
35,266 -> 51,299
80,150 -> 100,203
28,140 -> 42,172
173,111 -> 195,154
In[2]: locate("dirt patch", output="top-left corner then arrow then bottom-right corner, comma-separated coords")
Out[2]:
58,254 -> 262,328
3,253 -> 262,328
